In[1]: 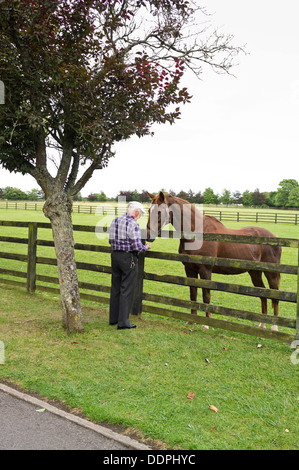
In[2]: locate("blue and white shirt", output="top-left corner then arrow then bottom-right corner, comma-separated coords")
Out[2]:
109,213 -> 148,252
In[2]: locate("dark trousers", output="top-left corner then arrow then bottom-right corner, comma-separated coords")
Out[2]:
109,251 -> 138,327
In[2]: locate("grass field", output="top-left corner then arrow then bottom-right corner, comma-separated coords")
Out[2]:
0,207 -> 298,327
0,207 -> 298,449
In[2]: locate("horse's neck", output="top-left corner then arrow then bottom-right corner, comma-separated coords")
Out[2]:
167,196 -> 203,235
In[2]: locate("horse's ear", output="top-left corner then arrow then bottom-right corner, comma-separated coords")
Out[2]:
158,191 -> 165,203
147,192 -> 155,201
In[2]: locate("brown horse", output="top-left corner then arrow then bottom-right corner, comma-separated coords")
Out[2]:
146,192 -> 281,330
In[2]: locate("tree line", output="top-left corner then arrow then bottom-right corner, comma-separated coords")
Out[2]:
1,179 -> 299,208
87,179 -> 299,208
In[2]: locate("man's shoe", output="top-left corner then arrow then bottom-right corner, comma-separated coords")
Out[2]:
109,322 -> 117,325
117,324 -> 136,330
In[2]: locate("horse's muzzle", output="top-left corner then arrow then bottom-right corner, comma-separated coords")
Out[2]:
146,224 -> 157,243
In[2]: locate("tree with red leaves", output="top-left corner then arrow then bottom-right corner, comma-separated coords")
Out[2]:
0,0 -> 243,333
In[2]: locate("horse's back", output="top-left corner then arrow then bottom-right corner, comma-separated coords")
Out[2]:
190,216 -> 282,267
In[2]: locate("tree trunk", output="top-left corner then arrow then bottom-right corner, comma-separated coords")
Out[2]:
43,191 -> 84,334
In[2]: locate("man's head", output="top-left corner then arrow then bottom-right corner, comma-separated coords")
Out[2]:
127,201 -> 146,220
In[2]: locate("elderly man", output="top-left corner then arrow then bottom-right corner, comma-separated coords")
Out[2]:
109,201 -> 150,329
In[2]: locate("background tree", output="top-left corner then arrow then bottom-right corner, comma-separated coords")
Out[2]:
27,188 -> 45,200
275,179 -> 299,207
138,190 -> 151,203
232,190 -> 242,205
2,186 -> 27,200
177,189 -> 190,201
0,0 -> 243,333
220,188 -> 233,205
251,188 -> 267,206
265,191 -> 277,207
242,190 -> 253,207
288,186 -> 299,208
203,187 -> 216,204
193,191 -> 204,204
117,190 -> 134,201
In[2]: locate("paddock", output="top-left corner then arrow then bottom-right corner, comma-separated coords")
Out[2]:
0,220 -> 298,344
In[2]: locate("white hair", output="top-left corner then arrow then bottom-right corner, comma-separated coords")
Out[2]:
127,201 -> 145,216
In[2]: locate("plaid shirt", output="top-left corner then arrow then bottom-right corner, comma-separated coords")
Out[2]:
109,213 -> 148,252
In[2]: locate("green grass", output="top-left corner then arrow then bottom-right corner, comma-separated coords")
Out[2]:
2,207 -> 297,330
0,207 -> 298,449
0,285 -> 298,450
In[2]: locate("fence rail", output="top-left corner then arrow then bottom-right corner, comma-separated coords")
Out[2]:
0,220 -> 298,343
1,201 -> 299,224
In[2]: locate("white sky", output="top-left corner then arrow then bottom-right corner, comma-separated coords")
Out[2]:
1,0 -> 299,198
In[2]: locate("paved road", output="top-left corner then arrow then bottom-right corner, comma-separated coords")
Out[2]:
0,383 -> 150,450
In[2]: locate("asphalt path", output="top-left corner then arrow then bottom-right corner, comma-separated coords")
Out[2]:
0,383 -> 150,450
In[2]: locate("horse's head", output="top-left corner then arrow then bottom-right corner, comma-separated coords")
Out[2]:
146,191 -> 171,242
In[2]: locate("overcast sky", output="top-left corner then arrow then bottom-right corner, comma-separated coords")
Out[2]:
1,0 -> 298,198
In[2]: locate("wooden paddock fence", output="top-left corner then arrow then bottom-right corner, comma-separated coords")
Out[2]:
0,220 -> 298,344
1,200 -> 299,224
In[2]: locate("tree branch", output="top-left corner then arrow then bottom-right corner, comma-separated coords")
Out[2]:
27,163 -> 55,198
65,151 -> 80,192
70,158 -> 105,197
55,111 -> 75,190
35,128 -> 47,168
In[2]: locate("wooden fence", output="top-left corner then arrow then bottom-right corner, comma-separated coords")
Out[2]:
1,201 -> 299,224
0,220 -> 298,344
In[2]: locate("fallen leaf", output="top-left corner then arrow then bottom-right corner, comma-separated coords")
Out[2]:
212,426 -> 217,430
187,392 -> 195,400
209,405 -> 218,413
71,341 -> 79,344
36,408 -> 45,413
222,347 -> 228,351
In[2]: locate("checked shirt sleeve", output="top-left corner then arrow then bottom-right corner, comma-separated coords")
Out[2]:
127,219 -> 148,252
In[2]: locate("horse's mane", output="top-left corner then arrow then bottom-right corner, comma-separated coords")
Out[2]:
163,195 -> 227,230
167,194 -> 190,205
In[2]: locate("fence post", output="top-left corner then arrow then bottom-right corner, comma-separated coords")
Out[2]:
27,223 -> 38,294
131,250 -> 145,316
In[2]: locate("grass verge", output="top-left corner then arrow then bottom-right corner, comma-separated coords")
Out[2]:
0,284 -> 298,450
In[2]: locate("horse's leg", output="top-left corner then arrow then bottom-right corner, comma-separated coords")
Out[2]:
199,266 -> 212,329
184,264 -> 198,316
264,271 -> 280,331
249,271 -> 267,328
